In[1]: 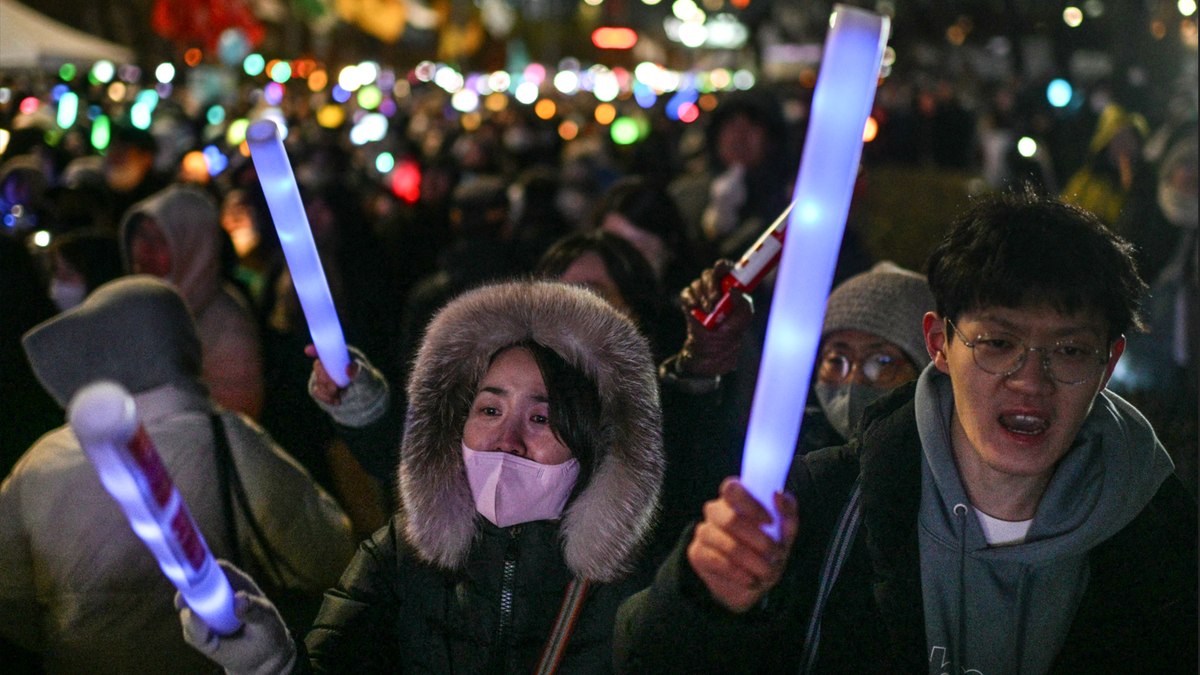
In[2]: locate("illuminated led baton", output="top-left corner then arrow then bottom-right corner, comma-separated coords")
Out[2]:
68,381 -> 240,634
692,200 -> 796,328
246,119 -> 352,387
739,5 -> 889,537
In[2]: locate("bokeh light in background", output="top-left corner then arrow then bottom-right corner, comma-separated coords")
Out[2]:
594,102 -> 617,124
611,116 -> 640,144
1046,79 -> 1073,107
390,158 -> 421,203
91,115 -> 111,151
862,116 -> 878,142
534,99 -> 557,120
243,54 -> 265,77
1017,136 -> 1038,158
269,61 -> 292,83
155,62 -> 175,84
90,60 -> 115,84
181,151 -> 209,183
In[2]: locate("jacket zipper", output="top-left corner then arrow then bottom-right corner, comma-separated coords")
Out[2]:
495,526 -> 521,668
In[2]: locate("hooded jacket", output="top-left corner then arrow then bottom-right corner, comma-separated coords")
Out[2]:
303,280 -> 664,673
613,373 -> 1196,673
119,185 -> 264,417
1,277 -> 354,674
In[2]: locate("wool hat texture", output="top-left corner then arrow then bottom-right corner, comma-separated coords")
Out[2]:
822,261 -> 936,368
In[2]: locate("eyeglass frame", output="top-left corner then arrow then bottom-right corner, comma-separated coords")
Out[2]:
943,317 -> 1114,386
817,348 -> 913,386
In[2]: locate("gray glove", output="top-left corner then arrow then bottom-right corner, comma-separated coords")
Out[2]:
177,560 -> 298,675
307,345 -> 391,428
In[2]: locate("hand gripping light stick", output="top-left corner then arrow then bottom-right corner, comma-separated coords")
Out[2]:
692,200 -> 796,328
68,381 -> 241,634
739,5 -> 889,537
246,119 -> 352,387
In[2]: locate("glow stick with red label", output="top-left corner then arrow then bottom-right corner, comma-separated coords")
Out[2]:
692,200 -> 796,329
68,381 -> 241,635
739,5 -> 889,538
246,118 -> 352,387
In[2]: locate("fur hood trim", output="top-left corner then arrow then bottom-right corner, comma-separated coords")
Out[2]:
399,280 -> 663,582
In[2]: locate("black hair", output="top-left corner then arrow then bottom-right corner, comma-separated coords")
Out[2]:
587,176 -> 686,252
926,186 -> 1147,342
537,231 -> 661,322
491,340 -> 602,498
47,228 -> 123,292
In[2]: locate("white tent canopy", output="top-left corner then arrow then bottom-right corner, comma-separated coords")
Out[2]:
0,0 -> 135,70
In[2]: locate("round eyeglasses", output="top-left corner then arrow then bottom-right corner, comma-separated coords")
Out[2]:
818,350 -> 912,387
945,318 -> 1111,385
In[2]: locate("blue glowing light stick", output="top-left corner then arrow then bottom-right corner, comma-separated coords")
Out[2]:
246,119 -> 352,386
68,381 -> 240,635
739,5 -> 889,536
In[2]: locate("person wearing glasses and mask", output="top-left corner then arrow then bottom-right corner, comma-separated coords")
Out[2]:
806,261 -> 935,452
614,188 -> 1197,674
651,261 -> 933,561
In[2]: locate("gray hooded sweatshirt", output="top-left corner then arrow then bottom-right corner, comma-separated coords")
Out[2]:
119,185 -> 263,417
914,365 -> 1174,674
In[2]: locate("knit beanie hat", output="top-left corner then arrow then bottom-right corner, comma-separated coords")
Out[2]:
822,261 -> 936,368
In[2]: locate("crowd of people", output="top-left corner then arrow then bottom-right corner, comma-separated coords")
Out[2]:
0,47 -> 1196,673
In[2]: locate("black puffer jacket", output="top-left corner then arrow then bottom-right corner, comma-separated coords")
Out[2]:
303,281 -> 664,672
614,382 -> 1197,673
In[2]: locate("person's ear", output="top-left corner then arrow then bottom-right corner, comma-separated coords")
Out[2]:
1099,335 -> 1126,390
923,312 -> 950,374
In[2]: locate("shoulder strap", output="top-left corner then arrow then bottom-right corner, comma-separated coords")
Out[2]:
798,479 -> 863,675
210,413 -> 292,584
212,413 -> 244,568
534,577 -> 591,675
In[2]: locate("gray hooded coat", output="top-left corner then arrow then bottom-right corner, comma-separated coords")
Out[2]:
119,185 -> 264,417
1,276 -> 353,674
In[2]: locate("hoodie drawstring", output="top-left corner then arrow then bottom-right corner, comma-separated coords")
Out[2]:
952,503 -> 968,674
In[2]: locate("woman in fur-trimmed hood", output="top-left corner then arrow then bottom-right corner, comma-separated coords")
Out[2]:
178,280 -> 664,674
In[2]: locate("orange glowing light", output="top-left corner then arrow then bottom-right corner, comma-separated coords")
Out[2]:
558,120 -> 579,141
535,99 -> 557,120
180,151 -> 209,183
592,27 -> 638,50
184,49 -> 202,67
594,103 -> 617,125
308,69 -> 328,92
862,116 -> 878,142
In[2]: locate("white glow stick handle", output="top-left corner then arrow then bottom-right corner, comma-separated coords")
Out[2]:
246,119 -> 352,387
68,381 -> 241,635
739,5 -> 889,537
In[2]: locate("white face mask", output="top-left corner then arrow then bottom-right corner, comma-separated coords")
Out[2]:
49,279 -> 87,312
461,443 -> 580,528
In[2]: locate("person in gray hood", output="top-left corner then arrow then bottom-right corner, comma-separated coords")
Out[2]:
119,184 -> 264,419
613,188 -> 1197,673
0,276 -> 353,673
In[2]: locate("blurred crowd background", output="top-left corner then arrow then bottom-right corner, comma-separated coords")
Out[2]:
2,0 -> 1197,521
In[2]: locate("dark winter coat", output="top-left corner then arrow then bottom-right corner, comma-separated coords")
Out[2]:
302,281 -> 664,672
613,382 -> 1197,673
